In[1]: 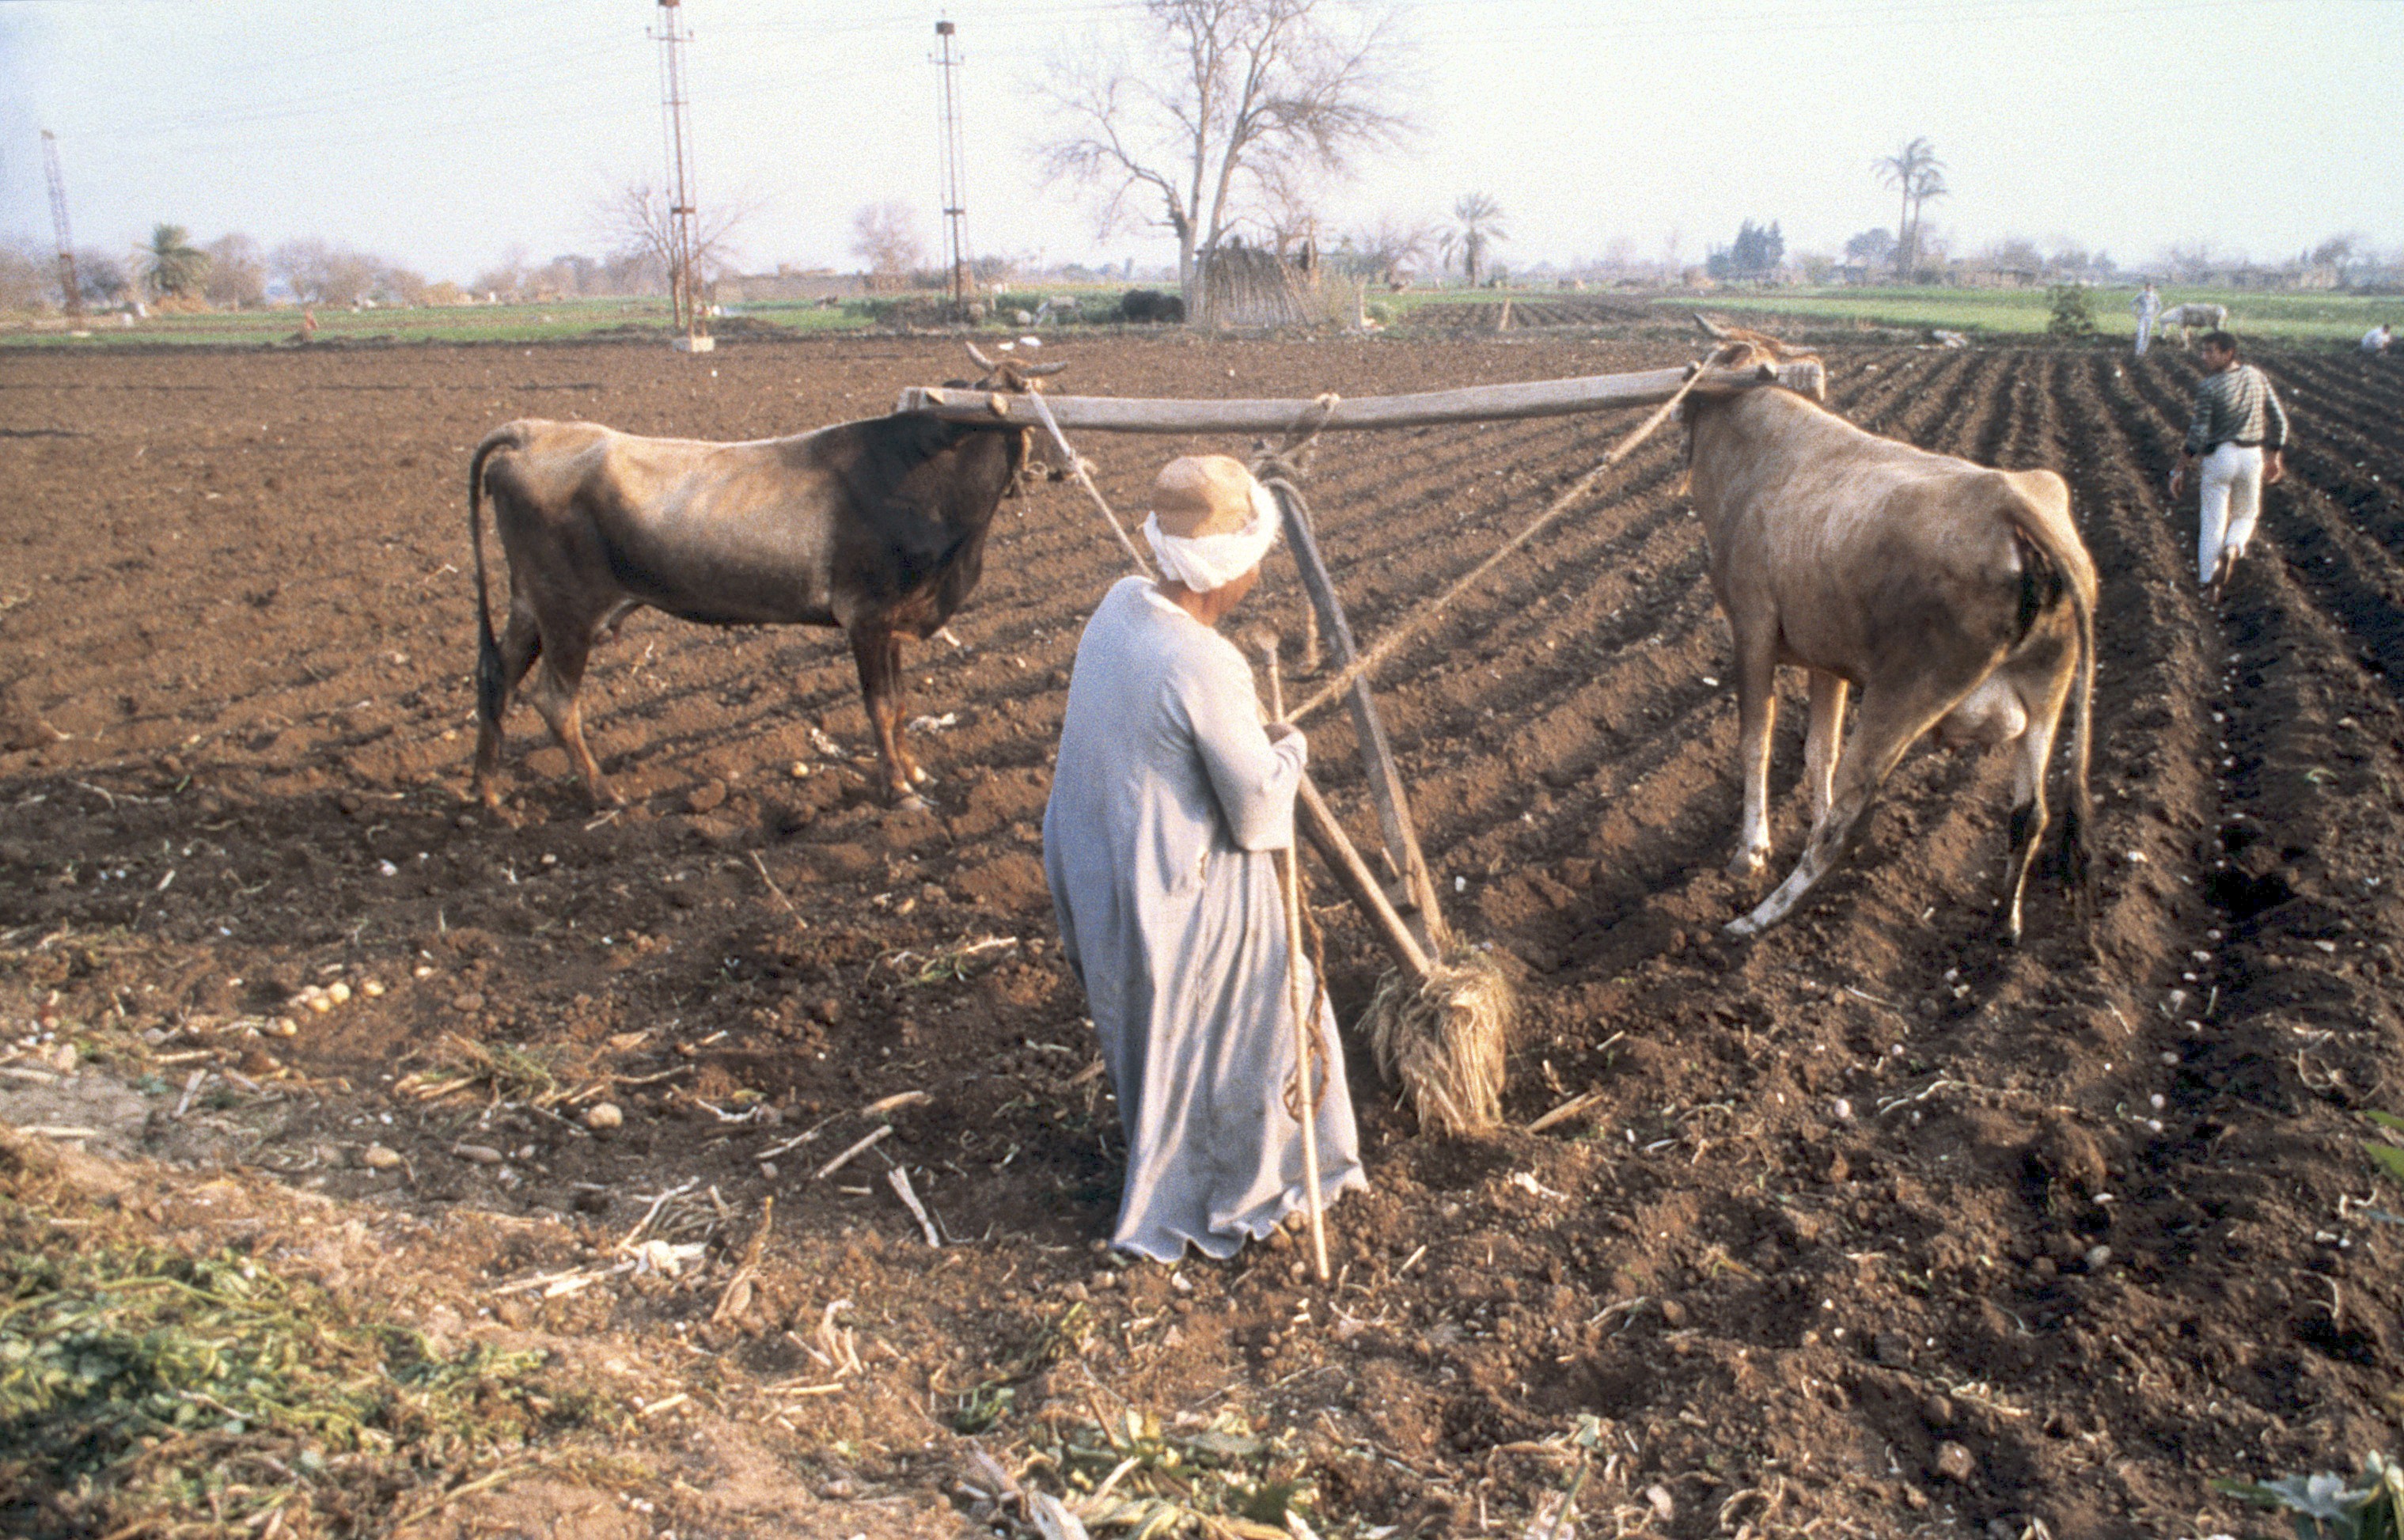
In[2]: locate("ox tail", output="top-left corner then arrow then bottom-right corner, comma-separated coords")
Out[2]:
2008,495 -> 2099,931
468,427 -> 522,737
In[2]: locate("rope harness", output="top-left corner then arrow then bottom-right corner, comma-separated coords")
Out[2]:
1286,346 -> 1731,726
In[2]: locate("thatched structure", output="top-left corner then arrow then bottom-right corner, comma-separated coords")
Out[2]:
1194,241 -> 1308,328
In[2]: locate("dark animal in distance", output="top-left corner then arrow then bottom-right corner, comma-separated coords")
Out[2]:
466,350 -> 1061,810
1117,289 -> 1186,324
1684,317 -> 2098,944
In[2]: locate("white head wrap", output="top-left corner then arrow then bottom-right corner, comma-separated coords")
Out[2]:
1143,480 -> 1281,593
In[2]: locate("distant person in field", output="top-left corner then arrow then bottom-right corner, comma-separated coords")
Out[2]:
2133,282 -> 2163,356
2364,323 -> 2393,356
2169,331 -> 2289,600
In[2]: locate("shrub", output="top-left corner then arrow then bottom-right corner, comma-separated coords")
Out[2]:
2046,284 -> 2098,341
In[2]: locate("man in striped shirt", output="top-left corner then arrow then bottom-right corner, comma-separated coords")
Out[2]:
2169,330 -> 2288,599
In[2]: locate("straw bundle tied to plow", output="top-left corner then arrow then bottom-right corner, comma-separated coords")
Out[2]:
1250,419 -> 1522,1140
1360,949 -> 1516,1136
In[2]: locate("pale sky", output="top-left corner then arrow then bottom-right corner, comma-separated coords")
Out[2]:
3,0 -> 2398,283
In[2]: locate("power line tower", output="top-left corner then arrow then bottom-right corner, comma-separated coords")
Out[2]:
932,18 -> 973,318
650,0 -> 711,351
40,131 -> 82,318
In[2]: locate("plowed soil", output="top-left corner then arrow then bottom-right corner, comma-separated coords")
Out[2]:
4,330 -> 2402,1538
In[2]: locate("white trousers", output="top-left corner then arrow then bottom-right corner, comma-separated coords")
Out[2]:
2135,315 -> 2155,355
2197,442 -> 2262,584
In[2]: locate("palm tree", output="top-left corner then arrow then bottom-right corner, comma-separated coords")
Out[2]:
1443,193 -> 1508,287
1873,138 -> 1943,277
138,224 -> 210,299
1905,164 -> 1948,275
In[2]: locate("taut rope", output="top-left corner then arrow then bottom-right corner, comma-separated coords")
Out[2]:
1022,384 -> 1153,578
1287,350 -> 1727,726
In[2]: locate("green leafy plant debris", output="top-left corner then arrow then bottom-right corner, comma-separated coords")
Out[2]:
2216,1452 -> 2404,1540
2362,1111 -> 2404,1186
0,1197 -> 601,1538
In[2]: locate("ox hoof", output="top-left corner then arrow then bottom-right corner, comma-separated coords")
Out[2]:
908,765 -> 932,787
1727,848 -> 1769,878
893,793 -> 933,815
1723,915 -> 1763,939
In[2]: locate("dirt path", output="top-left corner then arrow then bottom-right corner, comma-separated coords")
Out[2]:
2,333 -> 2399,1538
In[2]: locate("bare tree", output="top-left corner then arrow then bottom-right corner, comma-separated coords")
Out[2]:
0,237 -> 49,312
1035,0 -> 1414,307
1333,214 -> 1435,286
272,239 -> 385,306
471,247 -> 532,302
202,233 -> 267,307
2310,233 -> 2360,282
851,202 -> 926,279
1439,192 -> 1506,287
1873,137 -> 1946,277
74,249 -> 128,306
595,182 -> 749,296
271,238 -> 332,302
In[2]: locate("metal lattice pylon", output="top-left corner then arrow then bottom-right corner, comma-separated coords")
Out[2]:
932,19 -> 972,317
651,0 -> 707,346
41,131 -> 82,317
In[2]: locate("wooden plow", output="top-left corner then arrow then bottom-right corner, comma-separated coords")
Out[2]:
900,353 -> 1823,1134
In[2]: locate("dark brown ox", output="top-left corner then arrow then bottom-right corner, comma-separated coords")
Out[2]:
1685,321 -> 2097,943
467,362 -> 1055,810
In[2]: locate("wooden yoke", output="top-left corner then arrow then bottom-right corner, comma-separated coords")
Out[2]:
1268,480 -> 1451,952
895,360 -> 1825,433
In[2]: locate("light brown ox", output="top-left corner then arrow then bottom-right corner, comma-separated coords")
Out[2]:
1684,321 -> 2097,943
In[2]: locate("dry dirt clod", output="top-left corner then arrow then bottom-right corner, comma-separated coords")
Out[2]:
584,1102 -> 624,1131
362,1144 -> 403,1170
453,1143 -> 504,1165
1932,1441 -> 1977,1483
1921,1394 -> 1956,1429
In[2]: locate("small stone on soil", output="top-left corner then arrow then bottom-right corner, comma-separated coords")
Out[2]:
584,1102 -> 624,1131
362,1144 -> 403,1170
1932,1440 -> 1977,1482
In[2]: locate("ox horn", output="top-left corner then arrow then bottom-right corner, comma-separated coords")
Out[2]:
961,340 -> 999,370
1693,312 -> 1735,340
1020,360 -> 1068,377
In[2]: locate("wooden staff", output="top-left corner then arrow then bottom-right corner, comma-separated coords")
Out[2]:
1263,638 -> 1331,1283
1295,774 -> 1431,980
1263,476 -> 1450,951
